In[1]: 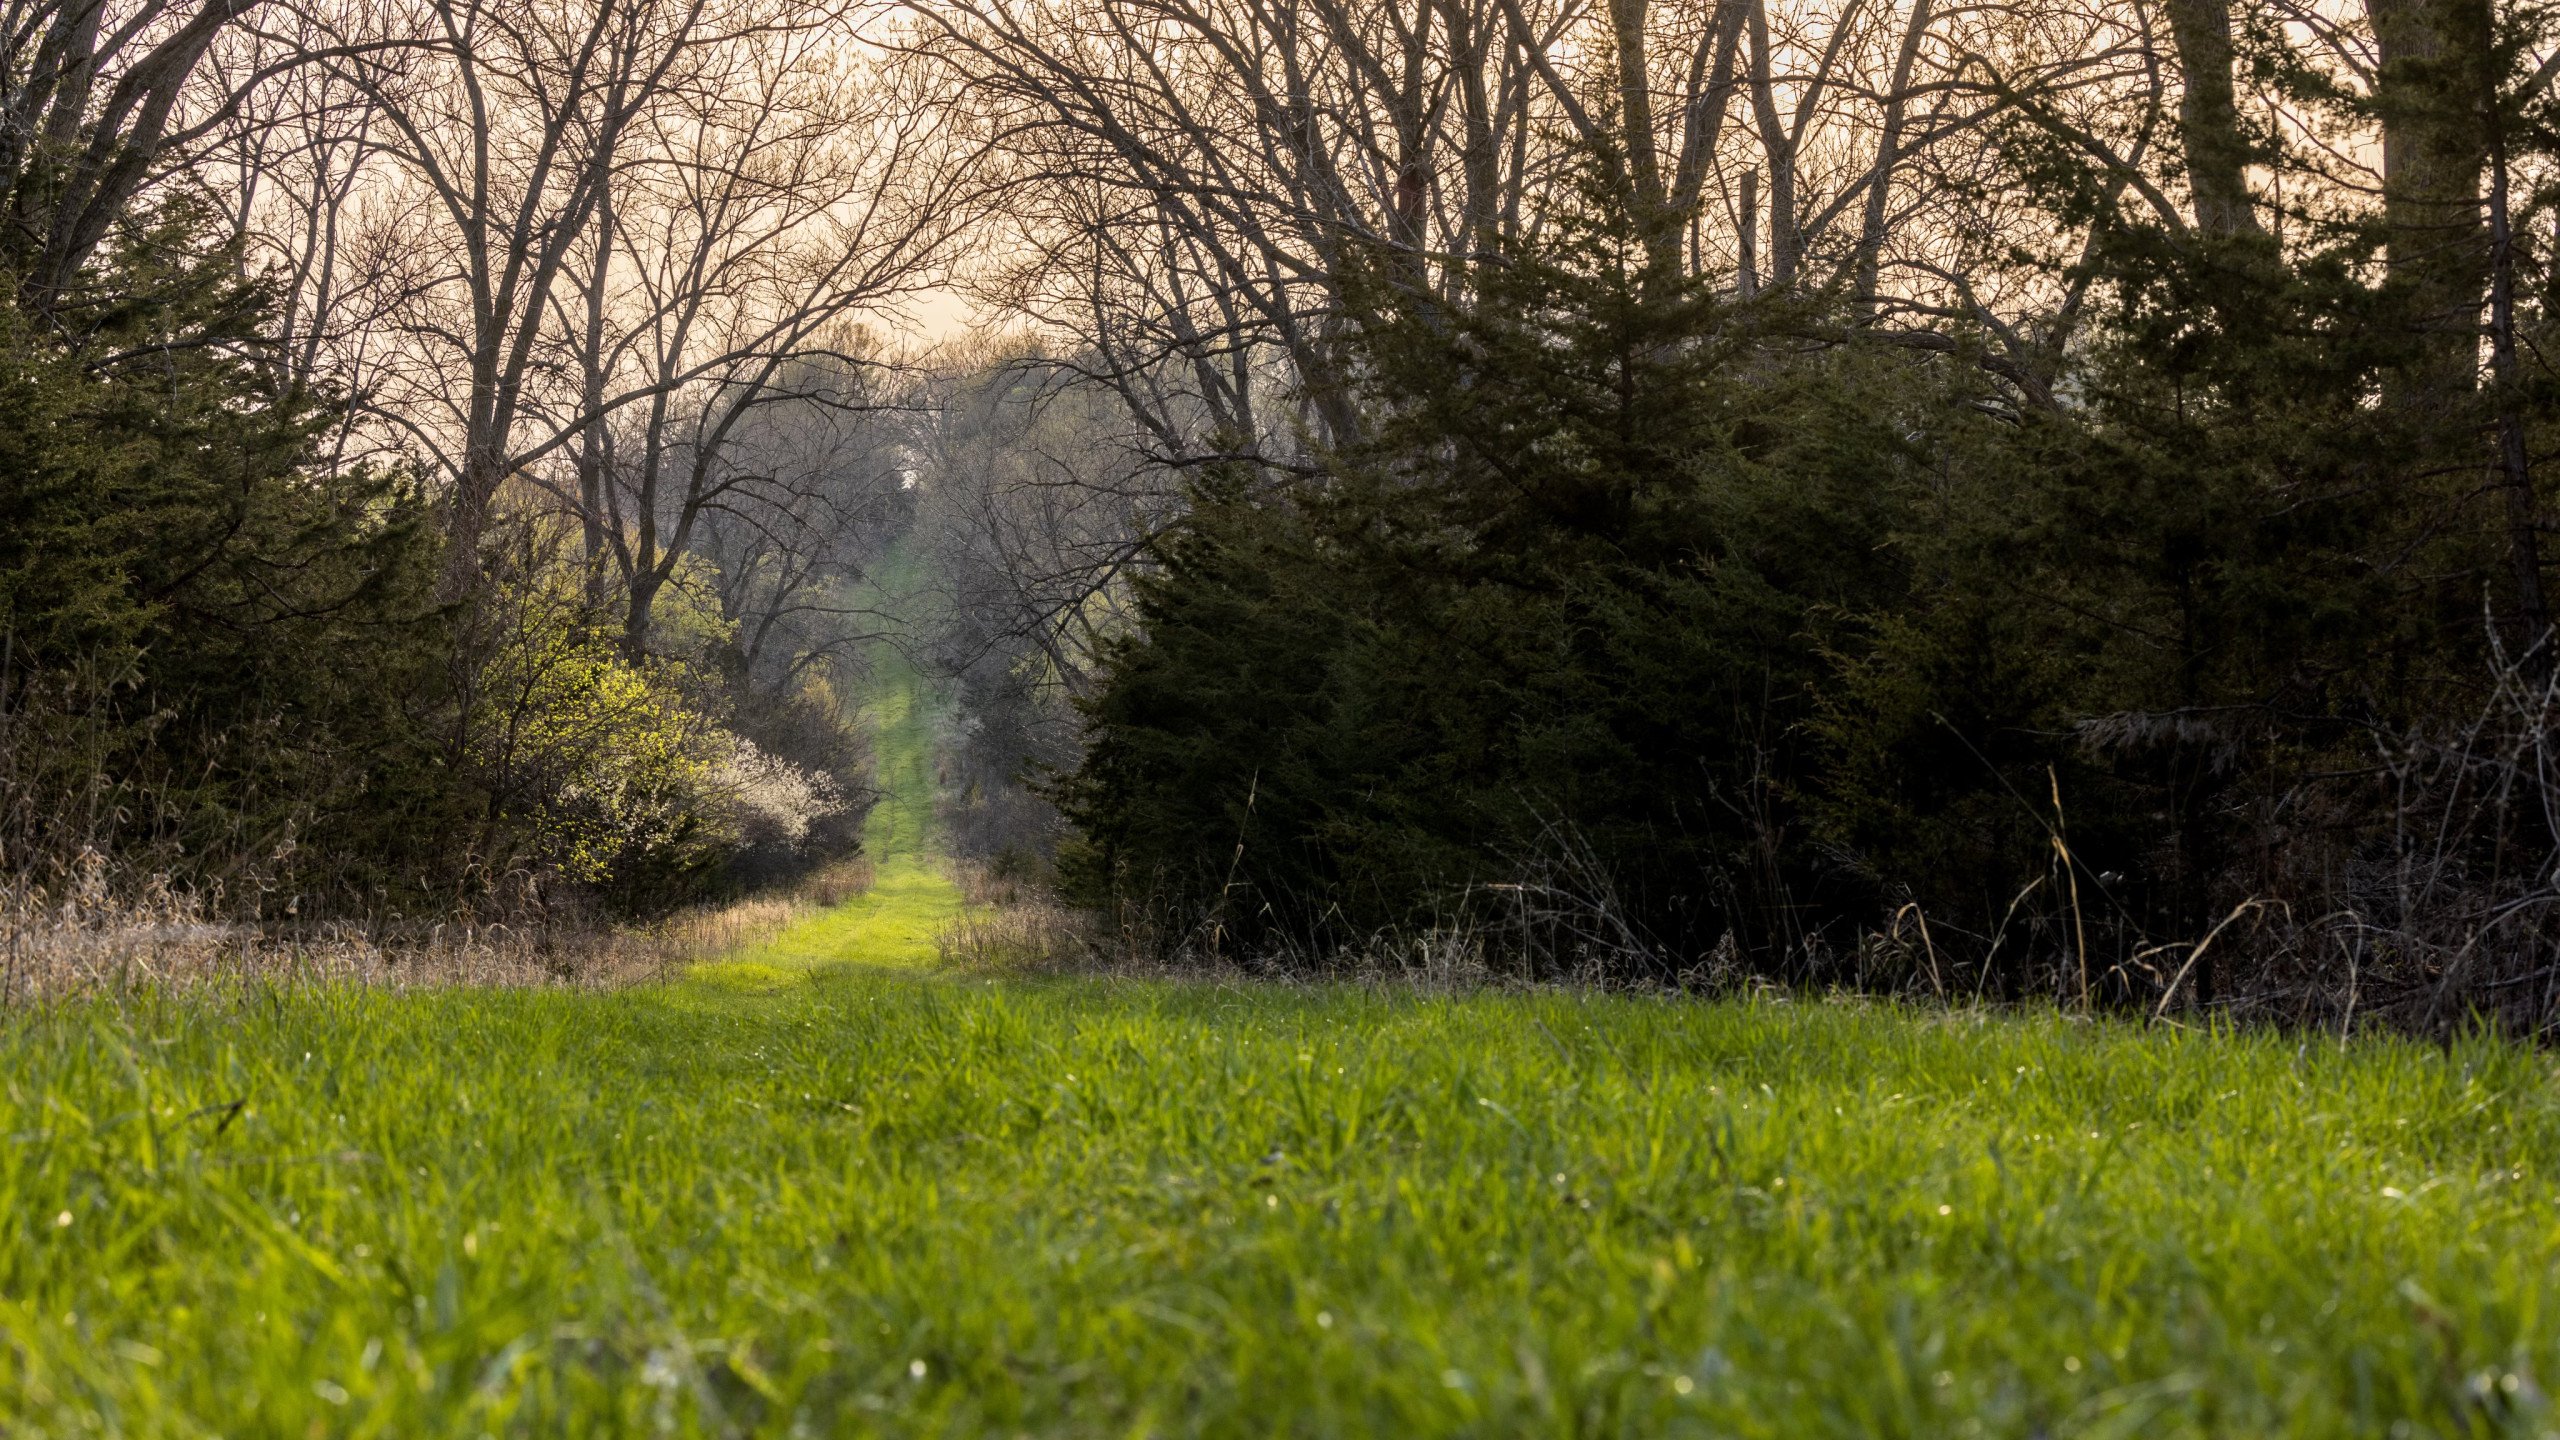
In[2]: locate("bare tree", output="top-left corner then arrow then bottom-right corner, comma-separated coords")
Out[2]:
286,0 -> 969,603
2162,0 -> 2261,239
917,349 -> 1163,699
690,355 -> 911,707
0,0 -> 278,309
893,0 -> 2065,692
516,17 -> 969,655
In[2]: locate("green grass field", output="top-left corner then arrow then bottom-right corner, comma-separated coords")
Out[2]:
9,642 -> 2560,1436
10,980 -> 2560,1437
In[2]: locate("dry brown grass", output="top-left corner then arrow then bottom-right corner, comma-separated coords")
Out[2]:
934,902 -> 1087,971
798,856 -> 879,908
0,853 -> 881,999
645,857 -> 876,966
0,903 -> 642,996
934,858 -> 1091,972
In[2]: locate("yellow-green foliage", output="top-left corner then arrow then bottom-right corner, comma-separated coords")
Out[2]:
505,653 -> 714,885
646,552 -> 743,664
465,562 -> 736,897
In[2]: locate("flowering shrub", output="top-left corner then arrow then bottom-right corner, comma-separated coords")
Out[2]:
708,735 -> 848,851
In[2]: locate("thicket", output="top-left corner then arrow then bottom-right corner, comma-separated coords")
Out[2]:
0,197 -> 877,931
1056,125 -> 2560,1027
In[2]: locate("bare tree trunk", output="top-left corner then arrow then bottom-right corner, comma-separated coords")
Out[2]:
9,0 -> 271,312
2485,25 -> 2551,664
1606,0 -> 1678,275
2162,0 -> 2262,240
575,165 -> 616,609
2367,0 -> 2489,401
1441,0 -> 1501,261
1744,0 -> 1797,288
445,431 -> 511,602
1738,166 -> 1760,297
1852,0 -> 1933,317
1670,0 -> 1750,279
1388,0 -> 1435,294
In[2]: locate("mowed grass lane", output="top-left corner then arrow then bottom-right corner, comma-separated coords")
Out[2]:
717,639 -> 960,984
5,974 -> 2560,1438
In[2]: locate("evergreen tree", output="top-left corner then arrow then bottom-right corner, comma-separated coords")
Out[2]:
1059,158 -> 1935,970
0,199 -> 452,906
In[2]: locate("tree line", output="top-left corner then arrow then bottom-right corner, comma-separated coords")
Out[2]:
921,0 -> 2560,1030
0,0 -> 965,925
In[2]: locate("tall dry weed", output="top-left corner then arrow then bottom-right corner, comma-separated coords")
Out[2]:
934,858 -> 1090,972
0,852 -> 880,1000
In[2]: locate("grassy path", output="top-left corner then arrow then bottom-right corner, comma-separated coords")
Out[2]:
711,581 -> 963,982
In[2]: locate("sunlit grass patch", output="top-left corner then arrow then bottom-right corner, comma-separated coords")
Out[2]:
707,856 -> 962,977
